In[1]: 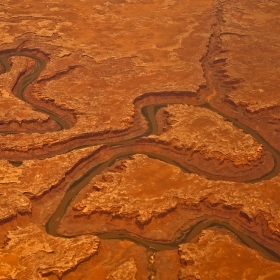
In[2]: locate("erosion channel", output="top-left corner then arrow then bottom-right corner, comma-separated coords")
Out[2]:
1,52 -> 280,267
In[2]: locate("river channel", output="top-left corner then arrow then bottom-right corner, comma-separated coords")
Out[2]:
1,52 -> 280,264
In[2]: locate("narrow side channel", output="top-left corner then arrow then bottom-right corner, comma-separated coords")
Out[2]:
0,52 -> 70,130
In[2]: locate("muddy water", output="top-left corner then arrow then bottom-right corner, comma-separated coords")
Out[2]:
46,148 -> 280,263
0,52 -> 70,130
203,103 -> 280,183
46,150 -> 189,238
1,53 -> 280,263
96,219 -> 280,263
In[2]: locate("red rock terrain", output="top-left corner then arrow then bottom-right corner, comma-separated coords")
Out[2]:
58,154 -> 280,255
0,0 -> 280,279
156,228 -> 280,280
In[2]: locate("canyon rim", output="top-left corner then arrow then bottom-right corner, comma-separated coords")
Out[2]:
0,0 -> 280,279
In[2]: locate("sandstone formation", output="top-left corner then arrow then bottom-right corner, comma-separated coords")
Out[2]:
155,105 -> 264,165
154,228 -> 280,280
178,229 -> 280,280
0,144 -> 109,249
0,0 -> 215,159
0,145 -> 100,225
0,0 -> 280,279
145,104 -> 275,181
0,224 -> 100,280
62,240 -> 150,280
202,0 -> 280,151
106,258 -> 137,280
58,154 -> 280,256
0,56 -> 59,133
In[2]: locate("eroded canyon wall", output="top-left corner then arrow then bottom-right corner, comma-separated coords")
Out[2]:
0,0 -> 280,279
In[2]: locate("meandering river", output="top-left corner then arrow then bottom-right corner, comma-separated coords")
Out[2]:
1,52 -> 280,263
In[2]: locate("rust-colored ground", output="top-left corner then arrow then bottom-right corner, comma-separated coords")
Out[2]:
0,0 -> 280,279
